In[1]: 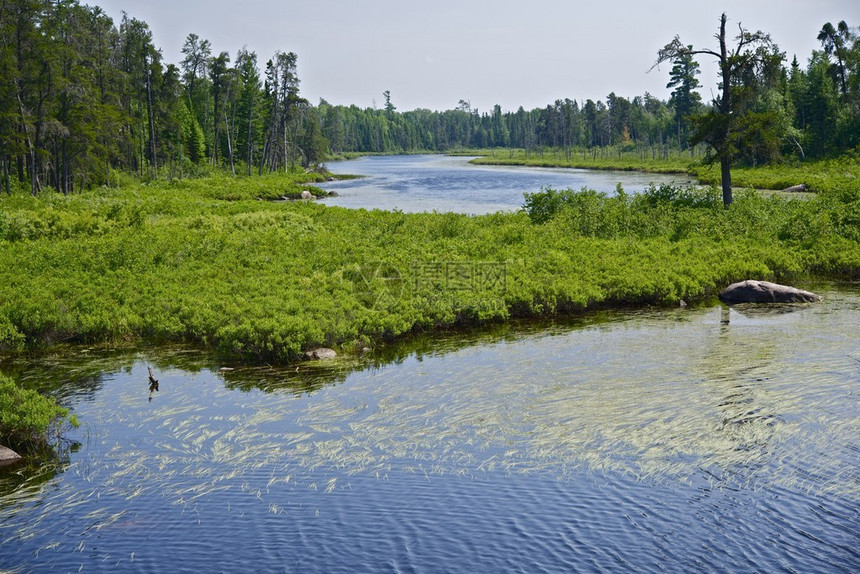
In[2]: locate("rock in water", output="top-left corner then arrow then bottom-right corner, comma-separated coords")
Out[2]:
305,347 -> 337,360
301,190 -> 313,200
0,445 -> 22,466
718,280 -> 821,303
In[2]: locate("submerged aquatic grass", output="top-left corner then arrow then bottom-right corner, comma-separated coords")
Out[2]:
2,289 -> 859,572
5,290 -> 858,506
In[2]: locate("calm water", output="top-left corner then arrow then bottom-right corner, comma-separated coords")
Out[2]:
1,285 -> 859,572
319,155 -> 696,213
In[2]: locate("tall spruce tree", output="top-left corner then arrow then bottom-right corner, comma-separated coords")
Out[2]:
666,48 -> 702,148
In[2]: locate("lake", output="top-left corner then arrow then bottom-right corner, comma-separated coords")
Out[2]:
318,155 -> 697,214
1,284 -> 859,572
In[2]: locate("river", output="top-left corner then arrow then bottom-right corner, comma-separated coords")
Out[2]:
1,283 -> 859,572
318,154 -> 696,214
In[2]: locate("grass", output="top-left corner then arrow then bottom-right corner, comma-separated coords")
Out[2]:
466,146 -> 696,174
1,163 -> 859,447
1,168 -> 859,367
466,147 -> 860,194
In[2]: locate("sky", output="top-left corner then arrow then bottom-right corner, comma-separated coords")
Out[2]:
91,0 -> 860,113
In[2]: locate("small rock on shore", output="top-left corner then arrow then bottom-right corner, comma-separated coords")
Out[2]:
305,347 -> 337,360
0,445 -> 22,466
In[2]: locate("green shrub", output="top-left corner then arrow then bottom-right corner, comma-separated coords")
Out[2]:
1,168 -> 859,367
635,183 -> 721,209
523,187 -> 576,224
0,373 -> 78,453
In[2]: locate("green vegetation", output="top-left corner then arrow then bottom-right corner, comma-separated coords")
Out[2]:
470,147 -> 860,195
655,13 -> 786,205
4,4 -> 859,195
2,173 -> 859,368
2,2 -> 859,448
0,373 -> 78,453
470,147 -> 702,174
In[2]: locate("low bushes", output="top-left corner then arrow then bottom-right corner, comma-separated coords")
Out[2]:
0,373 -> 78,453
1,172 -> 859,364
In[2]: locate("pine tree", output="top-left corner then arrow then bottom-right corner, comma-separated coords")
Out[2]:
666,48 -> 702,148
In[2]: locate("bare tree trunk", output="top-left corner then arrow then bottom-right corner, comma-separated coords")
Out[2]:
259,134 -> 269,176
15,89 -> 37,195
225,123 -> 235,175
223,83 -> 236,175
247,105 -> 253,176
718,13 -> 733,206
721,157 -> 732,206
62,143 -> 69,194
2,155 -> 9,195
145,53 -> 158,174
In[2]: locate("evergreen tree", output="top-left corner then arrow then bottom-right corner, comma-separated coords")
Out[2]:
666,47 -> 702,148
817,21 -> 852,95
234,48 -> 262,175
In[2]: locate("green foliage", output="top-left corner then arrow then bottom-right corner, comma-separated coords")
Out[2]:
473,147 -> 860,196
667,47 -> 702,143
180,101 -> 207,164
523,187 -> 578,224
636,183 -> 721,208
471,147 -> 699,173
0,373 -> 78,453
3,2 -> 858,197
1,172 -> 859,365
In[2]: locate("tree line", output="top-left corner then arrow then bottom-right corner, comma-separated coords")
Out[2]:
0,0 -> 326,195
1,1 -> 859,195
327,16 -> 860,169
320,94 -> 683,156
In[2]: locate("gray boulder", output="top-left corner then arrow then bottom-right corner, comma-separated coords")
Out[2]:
305,347 -> 337,360
781,184 -> 808,193
300,190 -> 313,200
0,445 -> 22,466
719,280 -> 821,303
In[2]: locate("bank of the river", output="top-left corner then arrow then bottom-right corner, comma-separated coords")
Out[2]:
465,148 -> 860,194
0,372 -> 77,454
2,168 -> 859,368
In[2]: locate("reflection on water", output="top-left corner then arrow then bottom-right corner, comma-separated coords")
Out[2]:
1,284 -> 859,572
319,154 -> 697,213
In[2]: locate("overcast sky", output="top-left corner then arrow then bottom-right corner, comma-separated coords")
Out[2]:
91,0 -> 859,113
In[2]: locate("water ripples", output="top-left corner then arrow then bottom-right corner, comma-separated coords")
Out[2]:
319,154 -> 696,214
1,285 -> 859,571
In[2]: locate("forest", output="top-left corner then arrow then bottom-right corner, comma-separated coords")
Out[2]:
1,0 -> 859,195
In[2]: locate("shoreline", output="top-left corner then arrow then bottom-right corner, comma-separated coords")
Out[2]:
469,154 -> 694,177
1,168 -> 858,366
3,278 -> 846,370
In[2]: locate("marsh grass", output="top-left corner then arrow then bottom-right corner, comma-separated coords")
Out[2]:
468,147 -> 860,194
0,170 -> 859,366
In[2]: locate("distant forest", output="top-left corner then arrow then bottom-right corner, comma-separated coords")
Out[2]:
1,0 -> 859,194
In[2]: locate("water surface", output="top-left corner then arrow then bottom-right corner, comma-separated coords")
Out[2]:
1,285 -> 859,572
319,155 -> 696,213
